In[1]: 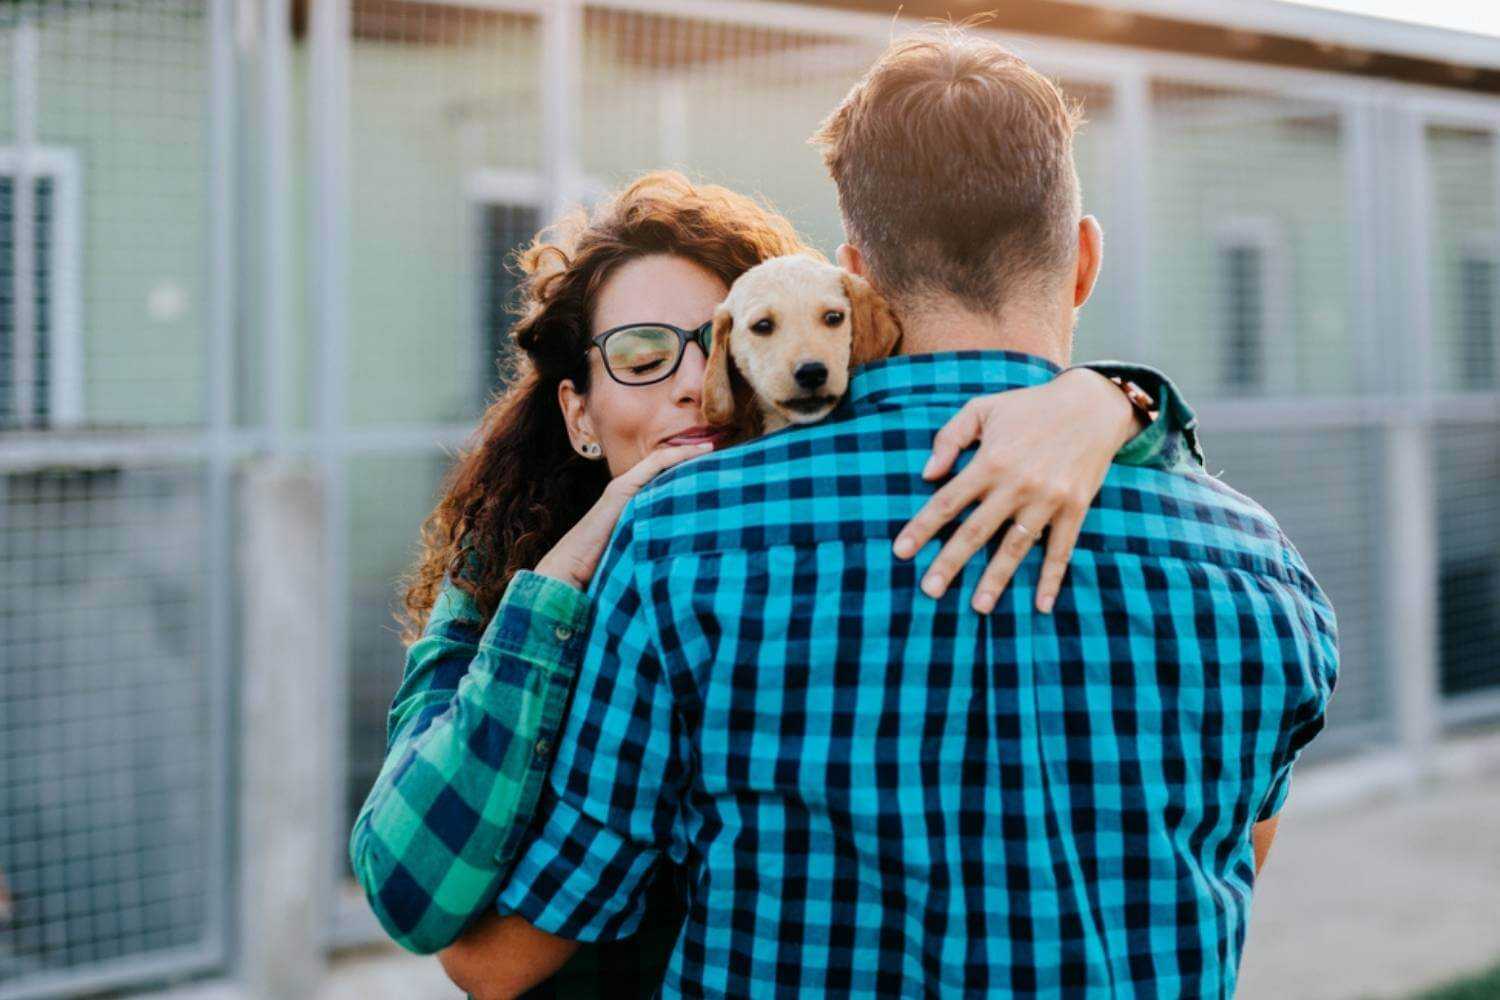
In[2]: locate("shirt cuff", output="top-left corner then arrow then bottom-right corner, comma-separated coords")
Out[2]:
1068,360 -> 1205,470
1256,762 -> 1294,822
478,569 -> 593,674
495,790 -> 659,942
428,575 -> 485,631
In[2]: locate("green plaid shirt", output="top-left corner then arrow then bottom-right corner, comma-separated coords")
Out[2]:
348,569 -> 590,949
347,361 -> 1201,995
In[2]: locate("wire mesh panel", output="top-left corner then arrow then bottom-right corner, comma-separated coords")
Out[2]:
1424,123 -> 1500,711
1433,422 -> 1500,704
0,1 -> 227,995
0,0 -> 213,433
0,466 -> 213,987
1146,81 -> 1357,400
1426,124 -> 1499,393
347,0 -> 542,427
579,7 -> 858,254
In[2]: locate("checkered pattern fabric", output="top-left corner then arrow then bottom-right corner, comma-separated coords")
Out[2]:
348,570 -> 591,955
495,350 -> 1339,998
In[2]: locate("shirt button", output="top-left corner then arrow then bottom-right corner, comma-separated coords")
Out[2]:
554,625 -> 573,641
534,738 -> 552,758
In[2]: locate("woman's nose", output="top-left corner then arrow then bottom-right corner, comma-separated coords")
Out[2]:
674,341 -> 708,405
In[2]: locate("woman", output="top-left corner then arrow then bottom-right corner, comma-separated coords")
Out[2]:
348,170 -> 1201,999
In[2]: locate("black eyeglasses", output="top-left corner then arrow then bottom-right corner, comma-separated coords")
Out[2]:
585,320 -> 714,386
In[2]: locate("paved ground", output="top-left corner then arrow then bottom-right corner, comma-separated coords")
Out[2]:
1237,741 -> 1500,999
159,732 -> 1500,1000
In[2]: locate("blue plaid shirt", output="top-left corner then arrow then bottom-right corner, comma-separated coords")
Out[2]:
496,350 -> 1339,998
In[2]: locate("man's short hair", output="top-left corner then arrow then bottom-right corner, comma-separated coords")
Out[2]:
810,26 -> 1085,314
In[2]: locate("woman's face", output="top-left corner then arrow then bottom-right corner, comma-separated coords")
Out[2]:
559,253 -> 733,477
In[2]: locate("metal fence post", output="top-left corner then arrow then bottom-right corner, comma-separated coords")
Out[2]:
309,0 -> 355,952
204,0 -> 240,976
1383,420 -> 1440,784
543,0 -> 585,221
1115,62 -> 1153,362
1384,104 -> 1440,784
11,21 -> 37,427
238,458 -> 332,999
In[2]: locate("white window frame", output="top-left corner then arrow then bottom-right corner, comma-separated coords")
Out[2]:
0,145 -> 83,428
1214,215 -> 1295,396
462,167 -> 607,216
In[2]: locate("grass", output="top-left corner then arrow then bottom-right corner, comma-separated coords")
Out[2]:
1409,959 -> 1500,1000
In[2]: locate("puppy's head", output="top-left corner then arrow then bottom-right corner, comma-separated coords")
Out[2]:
703,255 -> 902,428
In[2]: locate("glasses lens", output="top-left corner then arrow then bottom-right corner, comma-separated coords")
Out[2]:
698,321 -> 713,358
603,325 -> 680,383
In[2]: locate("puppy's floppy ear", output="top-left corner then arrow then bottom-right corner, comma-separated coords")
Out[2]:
702,304 -> 738,426
841,270 -> 903,368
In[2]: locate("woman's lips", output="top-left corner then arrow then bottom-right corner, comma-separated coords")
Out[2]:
662,426 -> 729,446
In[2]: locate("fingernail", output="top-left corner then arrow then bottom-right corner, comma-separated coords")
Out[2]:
922,574 -> 944,598
973,590 -> 996,614
1037,593 -> 1055,614
893,535 -> 914,558
921,456 -> 938,478
697,442 -> 713,450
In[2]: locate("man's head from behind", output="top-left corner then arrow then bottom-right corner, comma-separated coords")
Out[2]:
811,26 -> 1100,344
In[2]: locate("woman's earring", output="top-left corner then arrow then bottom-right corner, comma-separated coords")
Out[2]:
580,441 -> 602,459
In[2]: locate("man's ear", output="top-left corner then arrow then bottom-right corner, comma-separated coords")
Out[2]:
841,270 -> 903,368
1074,215 -> 1103,308
702,304 -> 738,426
836,242 -> 866,278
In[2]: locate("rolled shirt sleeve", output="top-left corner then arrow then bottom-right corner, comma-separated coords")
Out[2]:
1256,535 -> 1340,824
1069,360 -> 1205,471
1256,758 -> 1295,822
495,504 -> 688,941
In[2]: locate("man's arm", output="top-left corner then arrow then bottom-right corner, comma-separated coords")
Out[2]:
438,912 -> 579,1000
1251,817 -> 1279,876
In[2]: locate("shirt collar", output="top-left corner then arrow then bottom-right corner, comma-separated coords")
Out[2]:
845,349 -> 1062,410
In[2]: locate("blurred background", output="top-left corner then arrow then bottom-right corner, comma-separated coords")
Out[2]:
0,0 -> 1496,997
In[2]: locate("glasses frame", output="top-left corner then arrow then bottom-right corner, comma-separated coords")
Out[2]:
586,319 -> 715,387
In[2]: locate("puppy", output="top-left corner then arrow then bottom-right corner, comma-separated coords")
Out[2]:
703,255 -> 902,440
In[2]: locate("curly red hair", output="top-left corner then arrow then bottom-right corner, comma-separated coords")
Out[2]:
395,170 -> 822,645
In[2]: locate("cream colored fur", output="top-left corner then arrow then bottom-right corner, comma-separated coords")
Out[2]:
703,255 -> 902,435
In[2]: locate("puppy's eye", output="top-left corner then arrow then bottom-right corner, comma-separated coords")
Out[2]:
823,310 -> 845,327
750,318 -> 775,335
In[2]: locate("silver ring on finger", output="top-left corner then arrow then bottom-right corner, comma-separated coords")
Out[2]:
1011,520 -> 1033,538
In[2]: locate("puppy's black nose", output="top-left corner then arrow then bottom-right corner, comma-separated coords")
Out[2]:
794,361 -> 828,390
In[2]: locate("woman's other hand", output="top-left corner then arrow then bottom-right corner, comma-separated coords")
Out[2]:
532,441 -> 715,591
892,367 -> 1144,616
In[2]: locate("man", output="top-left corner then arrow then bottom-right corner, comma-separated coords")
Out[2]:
451,26 -> 1337,998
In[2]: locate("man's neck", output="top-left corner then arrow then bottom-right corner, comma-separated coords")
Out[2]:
893,301 -> 1072,368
